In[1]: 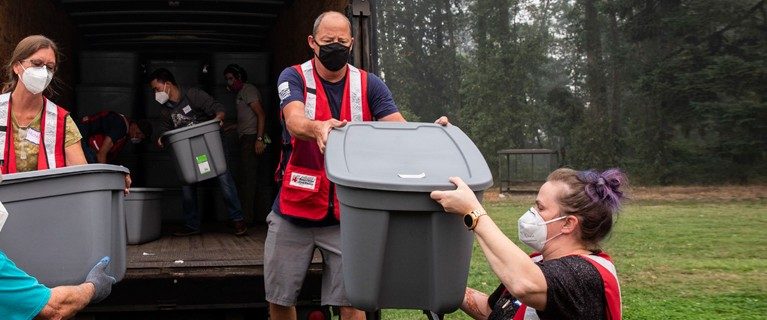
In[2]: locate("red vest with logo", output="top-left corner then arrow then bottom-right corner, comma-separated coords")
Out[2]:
0,93 -> 68,173
513,252 -> 622,320
278,60 -> 372,220
81,111 -> 129,162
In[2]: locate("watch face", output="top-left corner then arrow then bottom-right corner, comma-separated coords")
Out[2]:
464,214 -> 474,228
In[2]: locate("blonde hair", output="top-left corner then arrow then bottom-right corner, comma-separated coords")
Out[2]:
2,35 -> 60,94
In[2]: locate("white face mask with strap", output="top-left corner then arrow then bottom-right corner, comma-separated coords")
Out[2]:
155,82 -> 170,104
517,207 -> 569,251
20,64 -> 53,95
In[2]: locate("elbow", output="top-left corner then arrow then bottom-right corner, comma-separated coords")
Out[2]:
284,117 -> 302,138
507,279 -> 538,301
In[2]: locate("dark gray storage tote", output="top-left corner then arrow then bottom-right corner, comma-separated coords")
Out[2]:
125,188 -> 164,244
75,85 -> 135,118
79,51 -> 138,85
0,164 -> 129,287
160,120 -> 227,184
325,122 -> 493,314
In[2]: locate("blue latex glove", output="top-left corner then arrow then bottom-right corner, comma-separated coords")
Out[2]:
85,256 -> 117,303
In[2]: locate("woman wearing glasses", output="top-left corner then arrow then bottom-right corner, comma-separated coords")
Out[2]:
0,35 -> 86,173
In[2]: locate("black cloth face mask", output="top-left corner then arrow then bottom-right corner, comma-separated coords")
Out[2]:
315,41 -> 351,72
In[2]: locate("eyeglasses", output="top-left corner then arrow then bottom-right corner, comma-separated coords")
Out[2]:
19,59 -> 56,72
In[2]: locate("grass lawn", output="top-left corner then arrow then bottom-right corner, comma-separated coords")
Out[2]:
381,190 -> 767,319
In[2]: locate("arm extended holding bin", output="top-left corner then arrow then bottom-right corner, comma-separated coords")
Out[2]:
282,101 -> 347,154
32,257 -> 116,320
282,101 -> 408,153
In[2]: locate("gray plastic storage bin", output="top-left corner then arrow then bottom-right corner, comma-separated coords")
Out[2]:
125,188 -> 164,244
75,85 -> 135,118
325,122 -> 492,314
79,51 -> 138,85
0,164 -> 129,287
160,120 -> 227,184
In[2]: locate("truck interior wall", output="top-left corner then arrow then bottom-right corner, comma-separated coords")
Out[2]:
0,0 -> 78,106
1,0 -> 355,223
271,0 -> 348,76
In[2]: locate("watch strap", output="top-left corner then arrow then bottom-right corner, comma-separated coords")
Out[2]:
465,208 -> 487,230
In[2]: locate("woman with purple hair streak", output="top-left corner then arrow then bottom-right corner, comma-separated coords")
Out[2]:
430,168 -> 628,320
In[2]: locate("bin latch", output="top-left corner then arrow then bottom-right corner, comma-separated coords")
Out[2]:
397,172 -> 426,179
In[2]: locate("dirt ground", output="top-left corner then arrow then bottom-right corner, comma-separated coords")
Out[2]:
483,184 -> 767,203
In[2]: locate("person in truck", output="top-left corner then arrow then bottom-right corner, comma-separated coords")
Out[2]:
77,110 -> 153,164
0,35 -> 86,173
148,68 -> 247,236
0,35 -> 131,194
222,63 -> 274,226
266,10 -> 449,320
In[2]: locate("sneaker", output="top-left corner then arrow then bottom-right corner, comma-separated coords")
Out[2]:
233,220 -> 248,236
173,226 -> 201,237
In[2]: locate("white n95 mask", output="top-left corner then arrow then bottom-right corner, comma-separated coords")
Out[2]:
155,91 -> 169,104
21,65 -> 53,95
517,207 -> 569,251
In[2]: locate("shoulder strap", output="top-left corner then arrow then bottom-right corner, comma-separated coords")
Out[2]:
347,65 -> 363,121
582,254 -> 622,320
0,93 -> 9,166
41,98 -> 60,169
299,60 -> 317,120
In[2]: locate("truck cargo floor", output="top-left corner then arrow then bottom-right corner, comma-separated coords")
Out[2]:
125,224 -> 322,279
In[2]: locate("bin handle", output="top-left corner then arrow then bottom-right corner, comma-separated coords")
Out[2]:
397,172 -> 426,179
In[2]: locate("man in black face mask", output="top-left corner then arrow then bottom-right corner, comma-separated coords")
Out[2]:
266,11 -> 407,320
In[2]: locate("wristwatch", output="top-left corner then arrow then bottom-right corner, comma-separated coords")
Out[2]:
256,136 -> 263,142
463,208 -> 487,230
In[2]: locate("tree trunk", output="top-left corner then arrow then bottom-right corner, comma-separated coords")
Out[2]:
580,0 -> 612,167
607,0 -> 622,138
582,0 -> 608,118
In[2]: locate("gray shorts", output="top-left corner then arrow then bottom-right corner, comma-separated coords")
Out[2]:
264,211 -> 350,307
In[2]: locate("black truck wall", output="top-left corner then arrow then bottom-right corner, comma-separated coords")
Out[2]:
0,0 -> 366,222
0,0 -> 78,106
271,0 -> 349,76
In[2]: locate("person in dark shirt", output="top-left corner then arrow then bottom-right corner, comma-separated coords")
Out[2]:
148,68 -> 247,236
431,168 -> 627,320
77,111 -> 152,164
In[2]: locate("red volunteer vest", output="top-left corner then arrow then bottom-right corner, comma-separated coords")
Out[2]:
278,60 -> 372,220
513,252 -> 622,320
82,111 -> 129,162
0,93 -> 68,173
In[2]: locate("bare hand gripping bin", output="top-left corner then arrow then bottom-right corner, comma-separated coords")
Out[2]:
160,120 -> 227,184
0,164 -> 129,287
325,122 -> 493,314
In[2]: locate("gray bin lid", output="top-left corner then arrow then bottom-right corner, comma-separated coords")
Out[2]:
325,122 -> 492,192
2,164 -> 129,185
160,119 -> 221,144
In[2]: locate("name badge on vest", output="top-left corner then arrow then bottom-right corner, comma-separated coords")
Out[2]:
25,128 -> 41,144
182,105 -> 192,114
